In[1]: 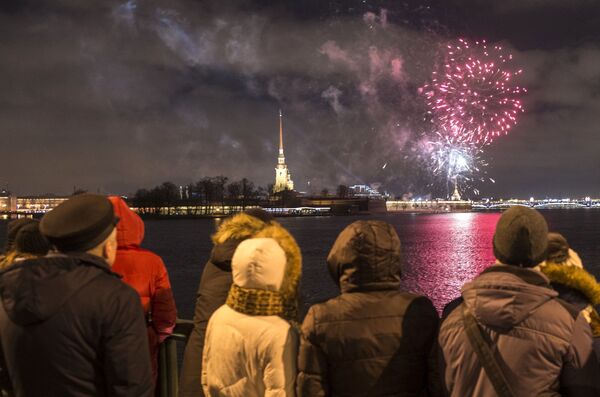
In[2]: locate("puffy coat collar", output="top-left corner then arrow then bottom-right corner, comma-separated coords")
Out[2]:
327,220 -> 401,293
0,253 -> 119,326
109,196 -> 144,249
462,264 -> 557,330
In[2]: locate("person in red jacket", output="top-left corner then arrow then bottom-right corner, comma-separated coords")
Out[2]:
108,196 -> 178,383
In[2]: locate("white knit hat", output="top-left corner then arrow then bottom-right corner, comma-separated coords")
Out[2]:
231,237 -> 287,292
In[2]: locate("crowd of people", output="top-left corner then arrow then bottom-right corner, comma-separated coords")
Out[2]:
0,193 -> 599,396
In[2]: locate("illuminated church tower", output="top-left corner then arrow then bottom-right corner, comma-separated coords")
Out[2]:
273,110 -> 294,193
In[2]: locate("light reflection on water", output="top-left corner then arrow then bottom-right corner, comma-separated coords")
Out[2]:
398,212 -> 498,312
1,210 -> 599,319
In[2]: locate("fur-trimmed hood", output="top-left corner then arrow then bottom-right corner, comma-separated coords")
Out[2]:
212,213 -> 271,245
226,222 -> 302,321
540,263 -> 600,305
540,263 -> 600,336
209,212 -> 273,272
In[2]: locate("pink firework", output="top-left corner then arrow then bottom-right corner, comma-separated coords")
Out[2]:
423,38 -> 526,144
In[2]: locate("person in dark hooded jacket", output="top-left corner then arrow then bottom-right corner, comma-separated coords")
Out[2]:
0,194 -> 153,397
178,208 -> 274,397
297,220 -> 442,397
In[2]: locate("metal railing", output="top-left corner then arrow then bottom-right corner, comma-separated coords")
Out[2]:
157,319 -> 194,397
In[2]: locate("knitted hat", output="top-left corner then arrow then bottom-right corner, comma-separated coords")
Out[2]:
493,206 -> 548,268
40,194 -> 119,253
5,218 -> 37,253
15,221 -> 51,256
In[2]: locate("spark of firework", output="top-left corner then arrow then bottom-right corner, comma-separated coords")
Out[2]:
422,38 -> 525,144
426,126 -> 490,197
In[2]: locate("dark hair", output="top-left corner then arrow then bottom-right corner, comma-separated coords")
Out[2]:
15,221 -> 52,256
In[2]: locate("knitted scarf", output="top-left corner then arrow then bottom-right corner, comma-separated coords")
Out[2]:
226,284 -> 297,322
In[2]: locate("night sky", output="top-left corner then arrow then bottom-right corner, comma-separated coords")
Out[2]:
1,0 -> 599,198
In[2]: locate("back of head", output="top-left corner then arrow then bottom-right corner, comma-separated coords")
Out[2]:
40,194 -> 118,254
15,221 -> 51,256
546,232 -> 570,263
231,238 -> 287,292
212,210 -> 273,246
327,220 -> 402,293
226,223 -> 301,321
543,232 -> 584,270
243,208 -> 274,224
493,206 -> 548,268
108,196 -> 144,248
210,210 -> 275,272
5,218 -> 37,253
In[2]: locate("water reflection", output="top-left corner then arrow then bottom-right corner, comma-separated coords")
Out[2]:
398,212 -> 499,312
1,210 -> 599,320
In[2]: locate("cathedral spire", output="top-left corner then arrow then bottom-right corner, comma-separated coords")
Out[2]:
273,109 -> 294,193
279,109 -> 284,153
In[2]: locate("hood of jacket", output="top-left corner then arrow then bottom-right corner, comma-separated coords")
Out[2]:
462,265 -> 558,330
0,253 -> 118,326
109,196 -> 144,248
540,263 -> 600,305
226,222 -> 302,321
327,220 -> 401,293
209,212 -> 272,272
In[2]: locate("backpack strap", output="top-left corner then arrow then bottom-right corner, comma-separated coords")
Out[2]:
462,304 -> 515,397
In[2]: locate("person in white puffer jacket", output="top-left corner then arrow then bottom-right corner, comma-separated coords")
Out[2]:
202,223 -> 302,397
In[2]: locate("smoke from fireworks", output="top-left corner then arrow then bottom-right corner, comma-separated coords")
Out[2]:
423,38 -> 525,145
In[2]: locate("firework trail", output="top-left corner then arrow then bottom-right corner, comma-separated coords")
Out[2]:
422,38 -> 525,144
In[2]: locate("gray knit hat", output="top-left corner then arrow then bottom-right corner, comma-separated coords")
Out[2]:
493,206 -> 548,268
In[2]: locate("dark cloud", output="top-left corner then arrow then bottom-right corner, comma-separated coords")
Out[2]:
0,0 -> 599,197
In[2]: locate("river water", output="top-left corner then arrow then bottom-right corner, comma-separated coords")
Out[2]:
1,210 -> 599,318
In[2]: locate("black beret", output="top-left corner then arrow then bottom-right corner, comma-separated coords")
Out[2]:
493,206 -> 548,268
6,218 -> 37,253
40,194 -> 119,253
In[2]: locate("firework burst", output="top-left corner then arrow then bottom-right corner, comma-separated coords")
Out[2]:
425,126 -> 492,197
422,38 -> 525,144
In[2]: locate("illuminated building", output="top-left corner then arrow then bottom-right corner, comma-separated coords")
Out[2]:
273,110 -> 294,193
0,190 -> 16,213
16,196 -> 69,213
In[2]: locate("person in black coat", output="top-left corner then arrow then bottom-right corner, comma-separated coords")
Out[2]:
0,194 -> 153,397
297,220 -> 442,397
178,209 -> 274,397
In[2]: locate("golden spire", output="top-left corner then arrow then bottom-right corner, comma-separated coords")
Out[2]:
279,109 -> 284,152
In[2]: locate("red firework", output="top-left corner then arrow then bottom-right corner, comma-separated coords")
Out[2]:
423,38 -> 525,144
